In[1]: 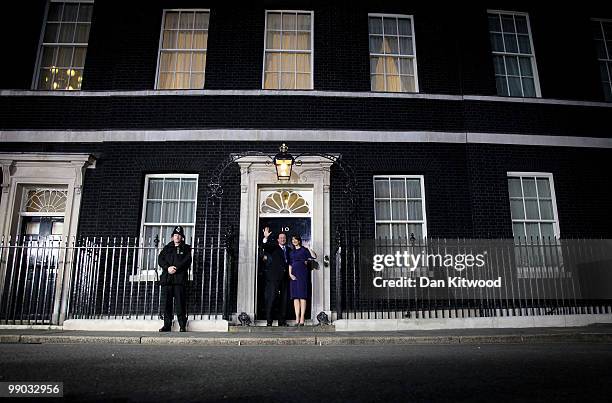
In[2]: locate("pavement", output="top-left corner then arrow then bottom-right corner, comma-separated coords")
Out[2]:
1,323 -> 612,346
2,342 -> 612,401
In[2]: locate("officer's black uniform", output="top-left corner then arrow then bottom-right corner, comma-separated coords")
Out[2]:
158,226 -> 192,332
262,236 -> 291,326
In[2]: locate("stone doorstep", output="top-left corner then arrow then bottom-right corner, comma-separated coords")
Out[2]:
229,324 -> 336,333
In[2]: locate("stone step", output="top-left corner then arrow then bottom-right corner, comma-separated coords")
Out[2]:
229,323 -> 335,333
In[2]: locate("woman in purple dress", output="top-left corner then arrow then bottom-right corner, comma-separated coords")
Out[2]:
288,235 -> 317,326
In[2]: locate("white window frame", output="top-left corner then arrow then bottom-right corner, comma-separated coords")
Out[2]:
487,9 -> 542,98
32,0 -> 95,91
262,9 -> 315,90
373,174 -> 428,241
507,171 -> 560,239
368,13 -> 419,93
508,172 -> 564,278
139,173 -> 199,243
154,8 -> 210,90
591,18 -> 612,101
132,173 -> 198,282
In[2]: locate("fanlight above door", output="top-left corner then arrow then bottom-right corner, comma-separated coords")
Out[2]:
260,190 -> 310,215
24,188 -> 68,213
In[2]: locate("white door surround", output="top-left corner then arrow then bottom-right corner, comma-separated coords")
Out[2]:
235,155 -> 335,321
0,152 -> 96,323
0,153 -> 96,241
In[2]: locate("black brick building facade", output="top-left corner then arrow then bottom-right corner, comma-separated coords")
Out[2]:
1,0 -> 611,325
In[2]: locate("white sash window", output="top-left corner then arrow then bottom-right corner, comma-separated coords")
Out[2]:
34,0 -> 94,90
488,10 -> 540,97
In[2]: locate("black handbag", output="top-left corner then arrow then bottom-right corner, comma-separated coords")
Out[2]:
307,259 -> 319,271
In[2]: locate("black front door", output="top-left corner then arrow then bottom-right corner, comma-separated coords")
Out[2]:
256,217 -> 311,321
1,216 -> 63,322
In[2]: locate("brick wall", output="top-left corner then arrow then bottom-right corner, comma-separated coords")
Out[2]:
0,0 -> 47,89
2,140 -> 611,313
1,95 -> 610,138
2,0 -> 611,316
2,141 -> 611,240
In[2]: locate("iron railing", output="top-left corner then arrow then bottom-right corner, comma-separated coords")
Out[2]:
2,234 -> 610,325
0,236 -> 234,325
0,237 -> 64,325
333,236 -> 612,320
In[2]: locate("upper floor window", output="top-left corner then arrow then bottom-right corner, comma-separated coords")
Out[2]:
488,10 -> 540,98
34,0 -> 94,90
374,175 -> 427,241
368,14 -> 418,92
592,19 -> 612,101
263,10 -> 313,90
156,10 -> 210,89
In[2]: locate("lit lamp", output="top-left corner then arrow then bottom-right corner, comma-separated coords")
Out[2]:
273,143 -> 294,181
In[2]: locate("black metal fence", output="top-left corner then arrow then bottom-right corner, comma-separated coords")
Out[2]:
0,236 -> 235,325
3,234 -> 611,325
333,235 -> 612,320
0,237 -> 63,325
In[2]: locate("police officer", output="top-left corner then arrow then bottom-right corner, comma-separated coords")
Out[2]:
158,226 -> 192,332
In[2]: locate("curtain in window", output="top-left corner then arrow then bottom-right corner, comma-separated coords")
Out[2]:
368,15 -> 416,92
157,10 -> 209,89
264,11 -> 312,89
374,177 -> 426,241
143,177 -> 197,247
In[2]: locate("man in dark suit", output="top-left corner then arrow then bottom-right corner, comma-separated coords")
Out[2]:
158,226 -> 192,332
261,227 -> 291,326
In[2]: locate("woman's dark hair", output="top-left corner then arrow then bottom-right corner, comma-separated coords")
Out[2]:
291,234 -> 302,246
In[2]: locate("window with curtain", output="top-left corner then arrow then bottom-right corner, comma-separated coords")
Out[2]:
592,19 -> 612,101
135,175 -> 197,281
141,175 -> 198,244
263,10 -> 313,89
368,14 -> 418,92
35,0 -> 94,90
156,10 -> 209,89
374,175 -> 427,241
508,173 -> 562,277
508,173 -> 559,242
488,11 -> 540,97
